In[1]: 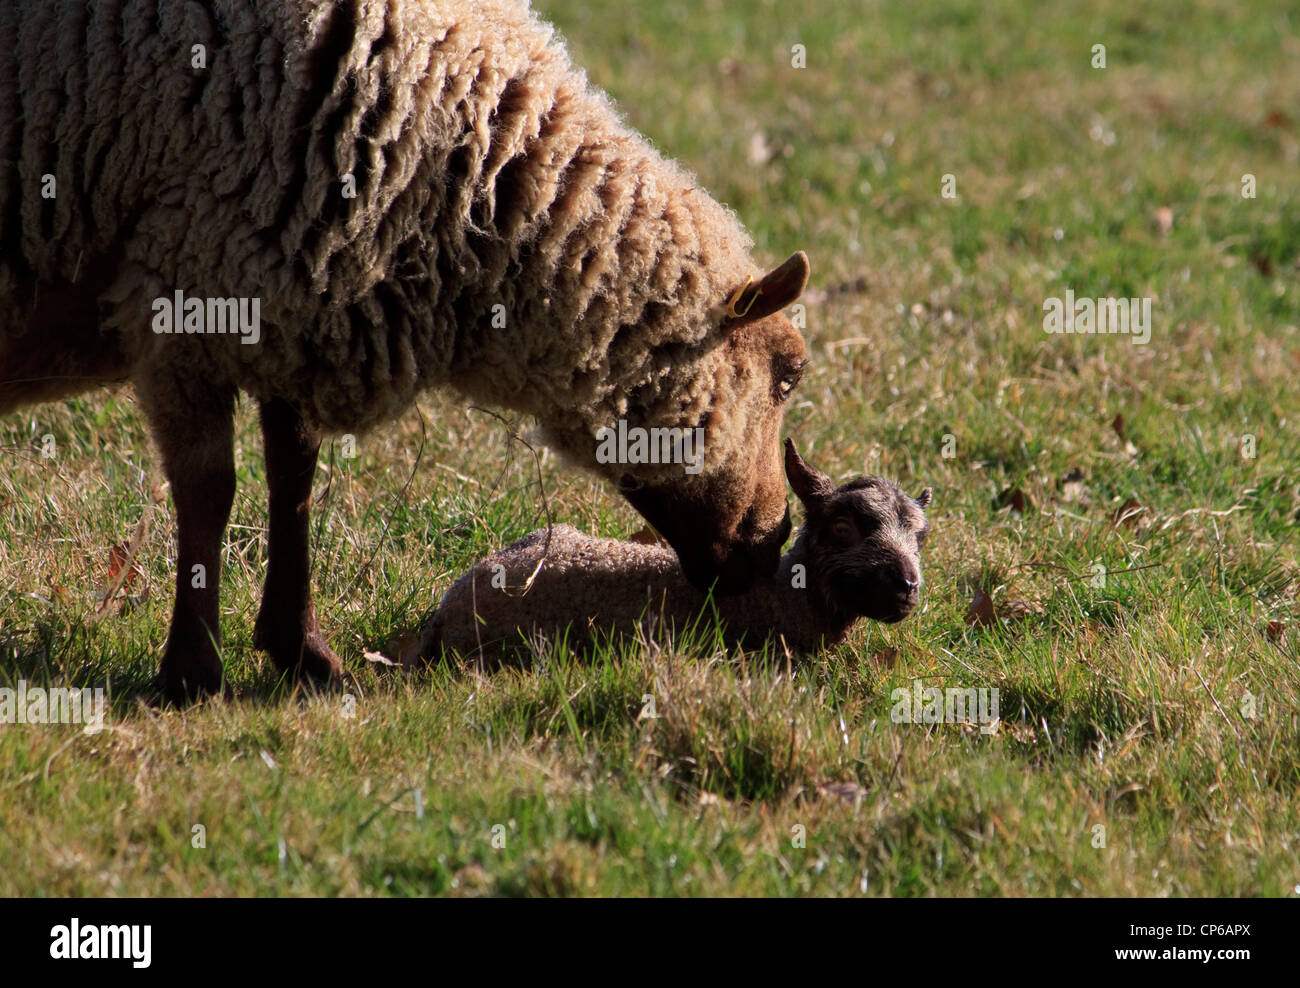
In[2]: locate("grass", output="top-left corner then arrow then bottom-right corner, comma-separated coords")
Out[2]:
1,0 -> 1298,896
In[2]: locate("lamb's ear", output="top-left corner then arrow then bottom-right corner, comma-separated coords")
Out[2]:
726,251 -> 810,323
784,438 -> 834,507
915,488 -> 934,510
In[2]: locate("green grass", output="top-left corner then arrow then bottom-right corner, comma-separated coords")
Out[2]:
2,0 -> 1298,895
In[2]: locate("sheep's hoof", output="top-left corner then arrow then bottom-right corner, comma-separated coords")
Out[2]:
254,616 -> 345,685
156,650 -> 228,705
296,631 -> 346,685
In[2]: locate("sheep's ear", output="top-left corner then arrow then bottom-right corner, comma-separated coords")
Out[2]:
726,251 -> 810,323
784,438 -> 834,507
915,488 -> 933,510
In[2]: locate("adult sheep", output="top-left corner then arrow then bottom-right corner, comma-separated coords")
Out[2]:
0,0 -> 811,700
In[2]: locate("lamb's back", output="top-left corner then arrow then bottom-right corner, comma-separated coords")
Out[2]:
420,524 -> 711,662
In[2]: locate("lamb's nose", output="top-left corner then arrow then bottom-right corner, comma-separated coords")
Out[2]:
903,576 -> 920,591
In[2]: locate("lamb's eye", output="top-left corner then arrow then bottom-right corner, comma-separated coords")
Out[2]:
831,518 -> 856,543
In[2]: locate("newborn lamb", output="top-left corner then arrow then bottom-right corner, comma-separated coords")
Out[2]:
415,441 -> 932,665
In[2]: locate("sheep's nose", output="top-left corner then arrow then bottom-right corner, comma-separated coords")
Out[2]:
903,576 -> 920,591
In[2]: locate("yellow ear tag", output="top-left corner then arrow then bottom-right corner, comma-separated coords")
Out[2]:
726,275 -> 762,319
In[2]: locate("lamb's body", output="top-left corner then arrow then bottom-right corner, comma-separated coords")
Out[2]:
420,444 -> 934,665
1,0 -> 753,434
420,524 -> 841,663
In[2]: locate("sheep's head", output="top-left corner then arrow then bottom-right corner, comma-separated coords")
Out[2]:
785,439 -> 932,624
616,253 -> 811,594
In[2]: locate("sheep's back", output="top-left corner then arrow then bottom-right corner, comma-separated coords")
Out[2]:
2,0 -> 755,437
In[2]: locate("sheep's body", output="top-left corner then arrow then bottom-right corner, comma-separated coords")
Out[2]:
418,524 -> 841,664
0,0 -> 812,698
1,0 -> 753,440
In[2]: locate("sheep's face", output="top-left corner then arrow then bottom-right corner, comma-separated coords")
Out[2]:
785,440 -> 933,624
617,254 -> 811,594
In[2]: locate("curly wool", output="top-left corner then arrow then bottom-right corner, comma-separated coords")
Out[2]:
1,0 -> 757,451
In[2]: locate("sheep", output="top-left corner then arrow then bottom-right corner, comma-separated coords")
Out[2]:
415,440 -> 933,665
0,0 -> 812,700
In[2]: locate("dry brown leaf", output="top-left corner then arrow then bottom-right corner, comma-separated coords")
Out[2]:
1113,497 -> 1146,527
47,579 -> 72,605
1265,620 -> 1286,643
1111,414 -> 1139,456
872,646 -> 900,669
966,588 -> 997,628
1263,109 -> 1293,130
104,541 -> 142,594
996,486 -> 1032,514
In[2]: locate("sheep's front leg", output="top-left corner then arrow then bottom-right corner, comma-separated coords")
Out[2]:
138,378 -> 237,702
252,398 -> 344,685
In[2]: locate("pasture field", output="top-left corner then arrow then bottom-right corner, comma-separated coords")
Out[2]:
1,0 -> 1297,896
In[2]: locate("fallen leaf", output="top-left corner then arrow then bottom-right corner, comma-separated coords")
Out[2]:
872,646 -> 900,669
1113,497 -> 1146,528
1265,621 -> 1286,643
966,588 -> 997,628
363,649 -> 398,667
996,486 -> 1032,514
104,541 -> 143,594
1263,109 -> 1293,130
1110,414 -> 1139,455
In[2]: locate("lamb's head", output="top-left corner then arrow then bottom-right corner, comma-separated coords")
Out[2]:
615,253 -> 811,594
785,439 -> 933,625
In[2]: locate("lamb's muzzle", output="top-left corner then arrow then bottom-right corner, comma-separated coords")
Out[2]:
416,440 -> 933,665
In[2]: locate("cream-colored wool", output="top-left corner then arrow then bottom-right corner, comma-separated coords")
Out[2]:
0,0 -> 772,482
0,0 -> 812,699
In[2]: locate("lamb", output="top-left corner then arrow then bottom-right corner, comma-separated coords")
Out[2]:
415,440 -> 933,665
0,0 -> 812,699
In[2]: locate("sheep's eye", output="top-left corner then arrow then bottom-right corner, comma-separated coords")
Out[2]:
774,360 -> 805,402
